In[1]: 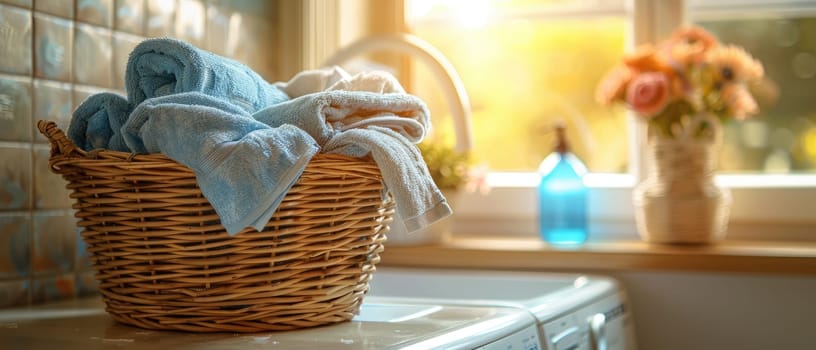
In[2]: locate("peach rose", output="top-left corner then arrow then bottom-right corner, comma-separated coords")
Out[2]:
626,72 -> 671,117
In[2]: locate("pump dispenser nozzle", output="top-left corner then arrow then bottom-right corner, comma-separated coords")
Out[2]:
553,122 -> 569,154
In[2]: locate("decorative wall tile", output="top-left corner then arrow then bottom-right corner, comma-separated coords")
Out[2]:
1,0 -> 276,309
77,0 -> 113,27
34,0 -> 73,19
175,0 -> 204,47
32,211 -> 76,276
0,145 -> 31,210
0,5 -> 33,75
115,0 -> 144,35
0,0 -> 31,8
74,24 -> 112,87
0,280 -> 29,308
34,14 -> 73,82
33,79 -> 72,142
0,75 -> 32,142
145,0 -> 174,37
31,273 -> 76,303
113,32 -> 141,89
0,213 -> 31,279
33,146 -> 73,209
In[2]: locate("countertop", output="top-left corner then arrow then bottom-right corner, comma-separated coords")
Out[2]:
0,296 -> 538,350
378,236 -> 816,275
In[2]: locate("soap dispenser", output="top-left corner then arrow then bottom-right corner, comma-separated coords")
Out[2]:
538,122 -> 588,246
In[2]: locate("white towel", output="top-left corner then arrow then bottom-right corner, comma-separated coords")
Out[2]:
253,90 -> 429,145
274,66 -> 350,98
275,66 -> 408,97
324,126 -> 452,233
327,70 -> 406,94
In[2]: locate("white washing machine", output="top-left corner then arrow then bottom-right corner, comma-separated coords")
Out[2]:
367,268 -> 638,350
0,297 -> 542,350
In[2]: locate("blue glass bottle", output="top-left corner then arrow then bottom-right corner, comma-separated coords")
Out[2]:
538,124 -> 588,246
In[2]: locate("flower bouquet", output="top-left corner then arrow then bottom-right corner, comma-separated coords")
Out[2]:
596,25 -> 764,141
595,26 -> 765,244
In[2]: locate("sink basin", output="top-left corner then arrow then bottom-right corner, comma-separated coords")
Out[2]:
353,303 -> 444,323
369,268 -> 577,300
366,267 -> 619,321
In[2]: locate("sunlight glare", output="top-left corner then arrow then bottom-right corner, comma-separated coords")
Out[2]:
453,0 -> 492,28
410,0 -> 493,28
408,0 -> 434,21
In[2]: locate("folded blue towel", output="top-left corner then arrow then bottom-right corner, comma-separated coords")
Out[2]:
121,92 -> 319,235
125,38 -> 289,114
252,90 -> 450,233
324,126 -> 452,233
67,92 -> 133,151
254,90 -> 429,144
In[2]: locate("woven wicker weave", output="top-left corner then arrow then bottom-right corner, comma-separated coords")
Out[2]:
37,120 -> 394,333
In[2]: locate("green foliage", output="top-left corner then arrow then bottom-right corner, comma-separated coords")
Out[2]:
418,142 -> 470,190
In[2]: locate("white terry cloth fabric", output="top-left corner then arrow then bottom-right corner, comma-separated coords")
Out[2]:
324,126 -> 452,233
274,66 -> 350,98
275,66 -> 408,97
253,90 -> 429,146
326,70 -> 406,94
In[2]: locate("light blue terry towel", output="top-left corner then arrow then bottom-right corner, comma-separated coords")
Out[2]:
121,92 -> 320,235
125,38 -> 289,114
252,91 -> 450,233
67,92 -> 133,151
324,126 -> 452,233
254,90 -> 429,145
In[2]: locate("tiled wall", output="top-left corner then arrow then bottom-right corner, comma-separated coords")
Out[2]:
0,0 -> 276,308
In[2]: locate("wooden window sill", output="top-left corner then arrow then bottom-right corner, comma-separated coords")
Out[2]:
378,235 -> 816,275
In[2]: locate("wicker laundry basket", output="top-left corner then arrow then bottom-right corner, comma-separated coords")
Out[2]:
37,120 -> 394,333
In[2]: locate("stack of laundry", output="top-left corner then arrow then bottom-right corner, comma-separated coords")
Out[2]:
68,38 -> 451,236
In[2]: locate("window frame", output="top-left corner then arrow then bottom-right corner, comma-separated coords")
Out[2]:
405,0 -> 816,242
309,0 -> 816,242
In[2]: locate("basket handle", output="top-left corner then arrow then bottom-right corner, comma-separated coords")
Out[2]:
37,120 -> 88,158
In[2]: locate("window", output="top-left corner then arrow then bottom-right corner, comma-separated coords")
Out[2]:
689,0 -> 816,173
306,0 -> 816,241
407,0 -> 630,172
399,0 -> 816,241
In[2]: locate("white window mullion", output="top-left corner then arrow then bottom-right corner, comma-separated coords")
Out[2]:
629,0 -> 686,181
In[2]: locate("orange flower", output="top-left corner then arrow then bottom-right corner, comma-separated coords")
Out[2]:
667,26 -> 719,51
706,45 -> 764,82
721,84 -> 759,120
595,65 -> 633,105
623,45 -> 674,76
667,40 -> 704,67
663,26 -> 720,67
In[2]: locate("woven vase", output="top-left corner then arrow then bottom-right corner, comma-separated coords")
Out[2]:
632,130 -> 732,244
